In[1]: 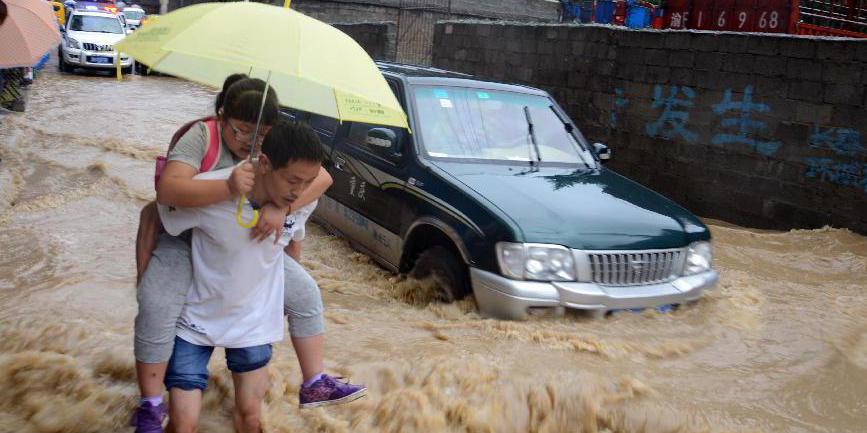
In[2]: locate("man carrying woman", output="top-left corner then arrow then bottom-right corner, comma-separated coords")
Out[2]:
131,76 -> 365,433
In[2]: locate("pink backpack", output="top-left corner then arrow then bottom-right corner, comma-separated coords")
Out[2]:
154,116 -> 221,191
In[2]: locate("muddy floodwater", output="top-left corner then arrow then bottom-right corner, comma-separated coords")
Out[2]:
1,64 -> 865,433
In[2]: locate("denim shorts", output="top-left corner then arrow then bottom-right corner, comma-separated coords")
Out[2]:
164,336 -> 273,391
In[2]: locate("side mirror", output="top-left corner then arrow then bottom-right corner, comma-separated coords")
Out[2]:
593,142 -> 611,161
366,127 -> 398,150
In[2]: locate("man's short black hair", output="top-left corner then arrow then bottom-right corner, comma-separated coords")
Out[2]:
261,119 -> 325,170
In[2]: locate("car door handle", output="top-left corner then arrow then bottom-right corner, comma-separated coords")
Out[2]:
333,155 -> 346,171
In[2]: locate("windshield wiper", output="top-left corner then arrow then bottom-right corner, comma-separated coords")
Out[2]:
523,105 -> 542,170
549,105 -> 592,169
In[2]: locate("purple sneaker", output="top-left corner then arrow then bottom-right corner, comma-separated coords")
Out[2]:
130,401 -> 167,433
299,374 -> 367,409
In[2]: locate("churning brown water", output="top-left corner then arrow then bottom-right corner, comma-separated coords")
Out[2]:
0,64 -> 865,433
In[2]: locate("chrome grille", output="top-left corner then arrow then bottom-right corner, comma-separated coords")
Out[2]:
83,43 -> 113,52
586,249 -> 684,286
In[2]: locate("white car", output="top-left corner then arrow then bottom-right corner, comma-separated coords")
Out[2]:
121,5 -> 145,30
59,10 -> 132,74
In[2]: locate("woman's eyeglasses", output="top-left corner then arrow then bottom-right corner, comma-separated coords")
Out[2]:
227,119 -> 268,143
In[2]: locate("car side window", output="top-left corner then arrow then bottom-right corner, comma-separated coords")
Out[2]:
309,114 -> 339,137
345,122 -> 405,165
281,108 -> 307,122
386,79 -> 406,111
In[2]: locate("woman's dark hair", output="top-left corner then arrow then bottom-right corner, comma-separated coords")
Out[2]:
262,120 -> 325,169
221,77 -> 279,126
214,73 -> 248,114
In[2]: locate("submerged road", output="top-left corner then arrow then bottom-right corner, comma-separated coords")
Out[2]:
0,59 -> 865,433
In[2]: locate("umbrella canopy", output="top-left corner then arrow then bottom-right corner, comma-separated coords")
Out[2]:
0,0 -> 62,68
115,2 -> 407,129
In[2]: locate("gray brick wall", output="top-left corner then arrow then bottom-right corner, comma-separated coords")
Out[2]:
333,22 -> 397,61
294,0 -> 558,21
433,22 -> 867,234
167,1 -> 560,65
293,1 -> 559,65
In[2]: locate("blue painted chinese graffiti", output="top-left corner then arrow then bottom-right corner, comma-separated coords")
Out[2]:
645,85 -> 697,143
607,81 -> 866,195
804,126 -> 867,193
809,127 -> 866,157
804,158 -> 867,192
610,88 -> 628,128
711,86 -> 781,157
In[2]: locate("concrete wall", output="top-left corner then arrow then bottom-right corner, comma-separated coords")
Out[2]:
166,1 -> 560,65
292,0 -> 559,64
167,0 -> 560,21
293,0 -> 559,22
333,22 -> 397,61
432,22 -> 867,234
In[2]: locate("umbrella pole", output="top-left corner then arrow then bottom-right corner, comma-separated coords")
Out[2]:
235,69 -> 271,229
248,70 -> 272,165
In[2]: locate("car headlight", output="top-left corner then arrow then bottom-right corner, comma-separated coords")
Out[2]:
67,37 -> 80,49
496,242 -> 575,282
684,241 -> 713,275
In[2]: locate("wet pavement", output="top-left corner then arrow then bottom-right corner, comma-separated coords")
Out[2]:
0,60 -> 865,433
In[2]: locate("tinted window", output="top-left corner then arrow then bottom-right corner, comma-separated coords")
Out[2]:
309,115 -> 339,136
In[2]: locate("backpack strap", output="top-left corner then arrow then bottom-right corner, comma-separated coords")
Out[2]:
200,118 -> 221,172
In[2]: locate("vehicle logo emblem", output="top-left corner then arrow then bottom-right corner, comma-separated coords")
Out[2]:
629,259 -> 647,272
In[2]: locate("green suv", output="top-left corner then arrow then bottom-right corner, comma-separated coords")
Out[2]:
286,62 -> 718,320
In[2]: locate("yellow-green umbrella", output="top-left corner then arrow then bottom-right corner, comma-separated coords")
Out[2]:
115,2 -> 407,130
116,2 -> 408,227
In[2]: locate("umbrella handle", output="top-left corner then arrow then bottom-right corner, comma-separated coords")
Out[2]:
235,194 -> 260,229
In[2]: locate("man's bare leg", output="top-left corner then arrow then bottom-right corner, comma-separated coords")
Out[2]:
169,388 -> 202,433
232,367 -> 270,433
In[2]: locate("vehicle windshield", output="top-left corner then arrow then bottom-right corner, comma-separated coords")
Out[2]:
413,86 -> 594,166
69,14 -> 123,33
124,10 -> 144,20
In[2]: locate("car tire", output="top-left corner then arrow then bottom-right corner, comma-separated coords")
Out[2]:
58,51 -> 68,73
122,65 -> 133,75
409,245 -> 470,302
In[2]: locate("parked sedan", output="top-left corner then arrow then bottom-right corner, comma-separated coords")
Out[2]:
286,62 -> 718,320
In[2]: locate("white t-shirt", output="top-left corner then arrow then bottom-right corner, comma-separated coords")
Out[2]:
158,167 -> 317,348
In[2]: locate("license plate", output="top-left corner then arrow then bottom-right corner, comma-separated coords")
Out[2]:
90,56 -> 111,64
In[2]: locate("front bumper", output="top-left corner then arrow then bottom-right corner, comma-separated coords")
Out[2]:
63,48 -> 132,69
471,267 -> 719,320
